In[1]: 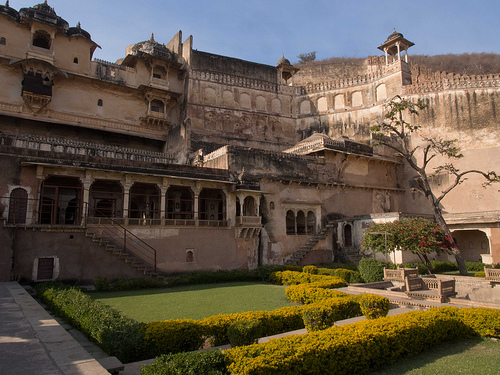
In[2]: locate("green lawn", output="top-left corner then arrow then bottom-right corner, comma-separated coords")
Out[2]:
90,282 -> 294,322
369,337 -> 500,375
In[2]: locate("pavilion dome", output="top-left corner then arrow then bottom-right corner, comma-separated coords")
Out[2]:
276,54 -> 292,67
66,22 -> 91,40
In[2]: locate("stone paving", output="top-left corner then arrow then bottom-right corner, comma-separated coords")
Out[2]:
0,282 -> 109,375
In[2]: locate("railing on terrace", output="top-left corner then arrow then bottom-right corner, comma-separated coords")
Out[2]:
384,267 -> 419,282
2,196 -> 229,228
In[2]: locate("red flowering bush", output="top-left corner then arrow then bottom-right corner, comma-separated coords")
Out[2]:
362,218 -> 454,273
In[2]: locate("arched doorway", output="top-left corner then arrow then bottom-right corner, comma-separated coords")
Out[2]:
39,176 -> 82,225
286,210 -> 295,235
344,224 -> 353,247
296,210 -> 306,235
451,230 -> 490,263
129,183 -> 160,224
243,196 -> 256,216
199,188 -> 226,225
89,180 -> 123,218
8,188 -> 28,224
166,186 -> 193,220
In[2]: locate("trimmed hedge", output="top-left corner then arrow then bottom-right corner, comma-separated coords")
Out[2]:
301,297 -> 361,332
355,294 -> 390,319
271,270 -> 347,287
140,350 -> 228,375
225,307 -> 500,375
285,282 -> 349,304
35,283 -> 148,363
358,257 -> 387,283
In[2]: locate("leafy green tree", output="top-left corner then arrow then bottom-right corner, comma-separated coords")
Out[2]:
370,96 -> 499,275
362,217 -> 454,274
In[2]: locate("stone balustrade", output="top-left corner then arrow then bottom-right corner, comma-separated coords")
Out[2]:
383,267 -> 419,282
0,133 -> 174,164
485,268 -> 500,281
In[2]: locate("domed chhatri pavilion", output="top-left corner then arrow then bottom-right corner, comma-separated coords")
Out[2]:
0,2 -> 499,282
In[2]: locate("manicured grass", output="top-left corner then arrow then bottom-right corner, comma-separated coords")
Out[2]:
90,282 -> 294,322
369,337 -> 500,375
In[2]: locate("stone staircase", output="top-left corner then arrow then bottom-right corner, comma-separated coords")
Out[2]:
284,224 -> 334,265
84,229 -> 160,278
343,247 -> 363,264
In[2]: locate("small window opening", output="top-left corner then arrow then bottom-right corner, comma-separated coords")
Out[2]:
33,31 -> 51,49
0,37 -> 6,45
150,99 -> 164,113
97,99 -> 103,107
73,57 -> 79,64
186,250 -> 194,263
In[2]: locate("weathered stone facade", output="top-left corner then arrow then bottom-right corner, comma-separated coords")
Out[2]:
0,3 -> 498,282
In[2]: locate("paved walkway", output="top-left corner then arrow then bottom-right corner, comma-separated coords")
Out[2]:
0,282 -> 109,375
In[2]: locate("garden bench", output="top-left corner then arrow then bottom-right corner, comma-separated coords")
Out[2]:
404,275 -> 456,303
484,268 -> 500,281
384,267 -> 419,282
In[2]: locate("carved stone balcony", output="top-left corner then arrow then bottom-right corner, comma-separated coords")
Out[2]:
26,46 -> 55,64
149,77 -> 170,90
236,216 -> 262,226
22,92 -> 51,113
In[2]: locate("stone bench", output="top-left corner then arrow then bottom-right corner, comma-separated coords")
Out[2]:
384,267 -> 419,282
405,275 -> 456,303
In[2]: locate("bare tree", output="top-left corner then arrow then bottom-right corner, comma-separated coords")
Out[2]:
371,96 -> 499,275
297,51 -> 316,63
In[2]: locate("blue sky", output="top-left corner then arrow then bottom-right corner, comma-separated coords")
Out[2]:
9,0 -> 500,65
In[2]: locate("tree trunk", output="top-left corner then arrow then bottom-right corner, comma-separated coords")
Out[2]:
433,210 -> 468,276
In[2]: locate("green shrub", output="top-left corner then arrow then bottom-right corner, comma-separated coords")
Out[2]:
271,270 -> 346,287
301,297 -> 361,332
317,262 -> 359,271
36,283 -> 147,363
141,319 -> 205,356
356,294 -> 390,319
94,276 -> 112,292
465,261 -> 486,272
141,350 -> 228,375
285,283 -> 348,304
430,260 -> 458,273
358,258 -> 386,283
225,308 -> 476,375
303,265 -> 318,274
475,271 -> 486,277
227,319 -> 263,347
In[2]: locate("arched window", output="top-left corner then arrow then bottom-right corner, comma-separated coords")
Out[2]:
73,57 -> 79,64
296,211 -> 306,235
243,196 -> 256,216
186,250 -> 194,263
344,224 -> 353,247
8,188 -> 28,225
32,30 -> 51,49
0,37 -> 6,45
307,211 -> 316,234
286,210 -> 295,235
97,99 -> 103,107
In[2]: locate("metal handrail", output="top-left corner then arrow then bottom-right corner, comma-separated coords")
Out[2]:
83,203 -> 157,273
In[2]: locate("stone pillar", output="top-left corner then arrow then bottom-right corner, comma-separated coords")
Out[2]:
194,184 -> 201,225
384,48 -> 388,65
397,43 -> 401,61
160,178 -> 169,225
123,177 -> 132,225
80,170 -> 92,225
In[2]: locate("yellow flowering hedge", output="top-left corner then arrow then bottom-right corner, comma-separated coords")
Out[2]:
301,297 -> 361,331
285,282 -> 349,303
271,270 -> 347,287
225,307 -> 491,375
